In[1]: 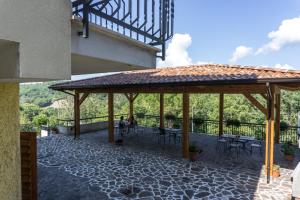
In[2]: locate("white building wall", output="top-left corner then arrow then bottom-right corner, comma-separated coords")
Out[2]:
0,0 -> 72,82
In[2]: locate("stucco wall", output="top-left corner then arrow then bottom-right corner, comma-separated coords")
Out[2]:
0,0 -> 71,82
0,83 -> 21,199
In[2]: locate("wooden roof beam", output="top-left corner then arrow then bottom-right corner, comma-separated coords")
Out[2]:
77,84 -> 267,94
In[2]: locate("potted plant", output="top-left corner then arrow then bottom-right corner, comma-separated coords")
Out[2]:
226,119 -> 241,135
136,112 -> 145,119
165,112 -> 176,128
280,121 -> 290,132
272,164 -> 280,178
189,144 -> 198,162
51,127 -> 59,134
115,138 -> 124,146
281,141 -> 295,161
226,119 -> 241,127
193,117 -> 205,128
264,164 -> 280,178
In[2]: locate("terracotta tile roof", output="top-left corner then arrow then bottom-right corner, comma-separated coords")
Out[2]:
50,64 -> 300,90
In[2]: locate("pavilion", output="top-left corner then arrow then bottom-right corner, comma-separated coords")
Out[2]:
50,64 -> 300,182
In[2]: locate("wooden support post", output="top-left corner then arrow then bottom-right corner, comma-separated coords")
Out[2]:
265,84 -> 275,182
108,93 -> 114,143
275,92 -> 281,144
129,93 -> 134,119
74,91 -> 80,139
219,93 -> 224,137
160,93 -> 165,128
182,93 -> 190,159
125,93 -> 139,119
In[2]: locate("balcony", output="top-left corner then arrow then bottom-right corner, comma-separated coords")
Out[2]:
71,0 -> 174,75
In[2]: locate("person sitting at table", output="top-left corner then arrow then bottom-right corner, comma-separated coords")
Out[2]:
129,116 -> 137,126
128,116 -> 137,133
118,116 -> 126,136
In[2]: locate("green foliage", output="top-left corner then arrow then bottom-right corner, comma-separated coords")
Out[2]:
19,82 -> 300,133
32,114 -> 48,127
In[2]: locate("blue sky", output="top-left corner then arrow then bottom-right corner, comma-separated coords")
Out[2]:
159,0 -> 300,69
73,0 -> 300,80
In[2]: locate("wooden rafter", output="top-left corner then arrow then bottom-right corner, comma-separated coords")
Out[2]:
79,93 -> 89,106
78,84 -> 267,94
132,93 -> 139,101
260,93 -> 267,100
124,93 -> 130,101
243,93 -> 267,115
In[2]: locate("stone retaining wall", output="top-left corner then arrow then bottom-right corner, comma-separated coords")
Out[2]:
57,121 -> 109,135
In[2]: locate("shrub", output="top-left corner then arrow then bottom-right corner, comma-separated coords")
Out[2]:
189,144 -> 198,152
193,117 -> 205,127
136,112 -> 145,119
281,142 -> 295,156
280,121 -> 290,132
226,119 -> 241,127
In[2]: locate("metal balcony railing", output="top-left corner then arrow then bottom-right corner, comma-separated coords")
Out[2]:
71,0 -> 174,59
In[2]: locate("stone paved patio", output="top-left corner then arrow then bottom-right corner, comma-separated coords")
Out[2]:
38,129 -> 299,200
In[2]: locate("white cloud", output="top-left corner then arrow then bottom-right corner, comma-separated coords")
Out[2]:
158,33 -> 214,67
273,64 -> 295,70
196,61 -> 214,65
229,46 -> 253,62
158,33 -> 192,67
256,16 -> 300,54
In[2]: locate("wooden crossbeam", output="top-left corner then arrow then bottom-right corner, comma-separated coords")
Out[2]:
132,93 -> 139,101
124,93 -> 130,101
243,93 -> 267,115
79,93 -> 89,105
78,84 -> 267,94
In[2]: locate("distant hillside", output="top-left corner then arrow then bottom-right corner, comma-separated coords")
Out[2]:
20,82 -> 300,126
20,82 -> 67,107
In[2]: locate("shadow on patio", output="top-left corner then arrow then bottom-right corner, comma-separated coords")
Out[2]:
38,128 -> 299,200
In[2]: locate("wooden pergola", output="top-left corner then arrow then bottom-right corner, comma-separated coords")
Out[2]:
50,64 -> 300,182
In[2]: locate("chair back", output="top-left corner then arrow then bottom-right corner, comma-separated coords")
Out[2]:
158,128 -> 166,135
